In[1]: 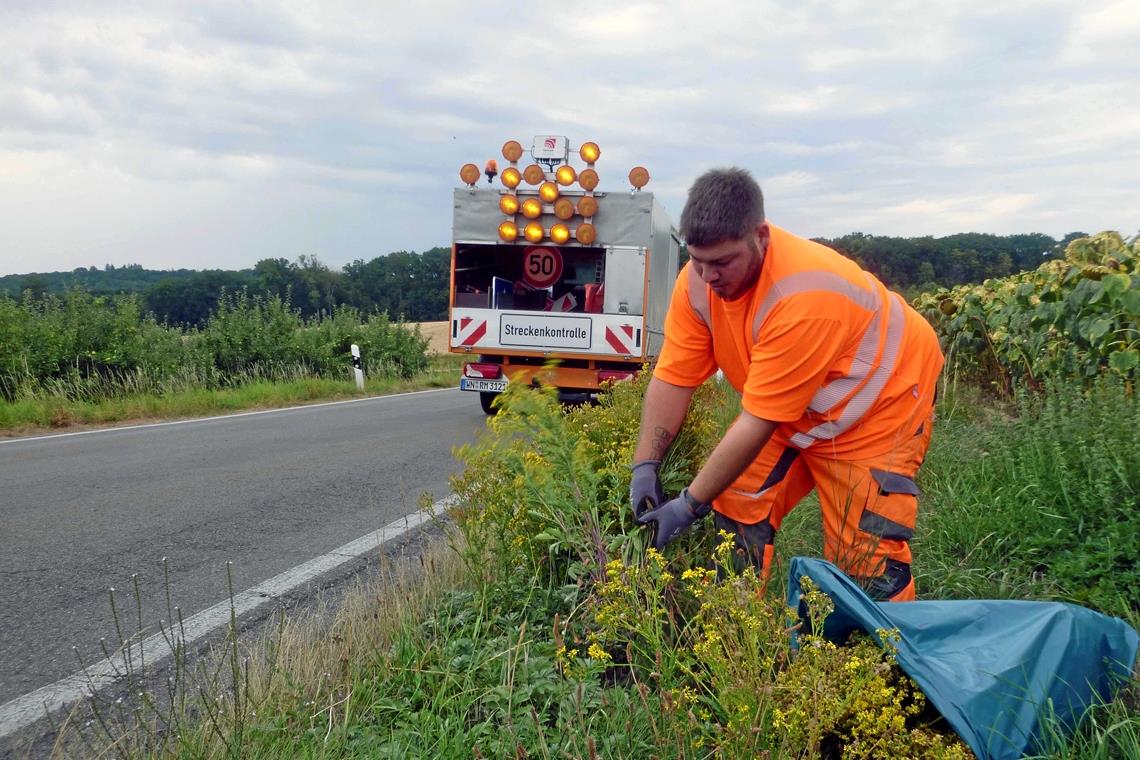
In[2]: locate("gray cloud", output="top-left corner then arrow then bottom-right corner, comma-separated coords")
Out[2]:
1,0 -> 1137,275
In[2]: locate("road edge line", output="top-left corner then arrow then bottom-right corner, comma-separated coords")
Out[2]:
0,387 -> 457,445
0,494 -> 458,740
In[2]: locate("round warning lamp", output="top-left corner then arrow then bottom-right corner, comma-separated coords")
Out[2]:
459,163 -> 480,185
499,195 -> 520,215
576,223 -> 597,245
502,140 -> 524,162
523,164 -> 545,185
579,142 -> 601,163
501,167 -> 521,189
550,223 -> 571,244
538,181 -> 559,202
498,221 -> 519,242
555,165 -> 577,186
521,197 -> 543,219
628,166 -> 650,189
578,168 -> 599,191
552,198 -> 575,220
576,196 -> 598,218
523,222 -> 545,243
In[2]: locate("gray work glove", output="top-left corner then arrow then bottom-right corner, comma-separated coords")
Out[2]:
630,460 -> 664,518
636,487 -> 711,551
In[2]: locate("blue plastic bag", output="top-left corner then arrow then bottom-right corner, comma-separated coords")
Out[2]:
786,557 -> 1139,760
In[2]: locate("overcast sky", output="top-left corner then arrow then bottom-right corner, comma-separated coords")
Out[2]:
2,0 -> 1137,276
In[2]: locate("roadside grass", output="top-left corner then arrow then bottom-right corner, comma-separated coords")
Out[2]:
54,374 -> 1139,759
0,354 -> 464,435
915,377 -> 1139,613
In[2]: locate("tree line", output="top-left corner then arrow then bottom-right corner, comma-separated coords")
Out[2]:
816,230 -> 1088,293
1,249 -> 450,326
2,231 -> 1089,324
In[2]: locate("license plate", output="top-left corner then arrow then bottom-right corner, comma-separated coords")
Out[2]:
460,378 -> 507,393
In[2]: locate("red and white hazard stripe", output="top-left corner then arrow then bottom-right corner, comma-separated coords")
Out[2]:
604,324 -> 638,355
456,317 -> 488,347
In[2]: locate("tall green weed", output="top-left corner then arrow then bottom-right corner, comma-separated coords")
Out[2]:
918,376 -> 1139,614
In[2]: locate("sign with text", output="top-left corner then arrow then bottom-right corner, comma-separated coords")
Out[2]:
499,313 -> 592,350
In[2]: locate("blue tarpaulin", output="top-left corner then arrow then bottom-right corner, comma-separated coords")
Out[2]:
786,557 -> 1139,760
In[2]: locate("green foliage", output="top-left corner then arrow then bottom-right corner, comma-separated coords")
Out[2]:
450,372 -> 723,588
144,270 -> 257,326
915,230 -> 1139,389
2,248 -> 452,324
919,377 -> 1140,614
0,288 -> 428,402
819,231 -> 1061,290
0,263 -> 199,299
0,290 -> 209,400
342,247 -> 451,322
199,290 -> 309,375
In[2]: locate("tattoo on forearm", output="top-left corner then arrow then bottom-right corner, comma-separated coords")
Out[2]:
651,426 -> 675,458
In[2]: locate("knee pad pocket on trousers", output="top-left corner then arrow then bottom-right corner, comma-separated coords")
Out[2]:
863,558 -> 912,601
859,469 -> 919,541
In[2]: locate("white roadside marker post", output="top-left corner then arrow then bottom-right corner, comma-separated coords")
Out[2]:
351,343 -> 365,391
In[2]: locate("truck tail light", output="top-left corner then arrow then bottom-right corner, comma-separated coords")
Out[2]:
523,222 -> 544,243
498,221 -> 518,242
598,369 -> 635,384
465,363 -> 502,379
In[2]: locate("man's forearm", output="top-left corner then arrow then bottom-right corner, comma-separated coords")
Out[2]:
687,411 -> 777,505
633,377 -> 697,463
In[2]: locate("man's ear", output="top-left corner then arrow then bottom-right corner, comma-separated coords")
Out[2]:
755,222 -> 770,253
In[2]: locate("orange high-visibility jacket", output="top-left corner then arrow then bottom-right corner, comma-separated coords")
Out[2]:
654,225 -> 944,459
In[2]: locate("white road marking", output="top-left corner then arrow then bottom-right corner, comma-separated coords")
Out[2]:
0,387 -> 458,445
0,494 -> 457,740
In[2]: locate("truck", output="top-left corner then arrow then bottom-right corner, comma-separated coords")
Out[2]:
450,135 -> 681,413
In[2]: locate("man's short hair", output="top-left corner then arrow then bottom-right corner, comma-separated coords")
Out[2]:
679,168 -> 765,247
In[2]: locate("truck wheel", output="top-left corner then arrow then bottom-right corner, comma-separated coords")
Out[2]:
479,392 -> 500,415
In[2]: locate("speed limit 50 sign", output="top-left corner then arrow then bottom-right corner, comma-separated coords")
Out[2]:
522,246 -> 563,289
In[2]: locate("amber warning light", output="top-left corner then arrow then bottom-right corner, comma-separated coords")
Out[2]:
460,136 -> 653,245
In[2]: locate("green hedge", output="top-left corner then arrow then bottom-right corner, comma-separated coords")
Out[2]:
0,289 -> 429,401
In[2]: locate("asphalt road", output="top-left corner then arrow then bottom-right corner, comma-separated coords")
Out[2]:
0,389 -> 486,707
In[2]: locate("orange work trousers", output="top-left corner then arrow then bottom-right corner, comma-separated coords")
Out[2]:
711,399 -> 936,602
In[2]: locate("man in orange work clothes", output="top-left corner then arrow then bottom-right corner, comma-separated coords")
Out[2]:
630,168 -> 944,601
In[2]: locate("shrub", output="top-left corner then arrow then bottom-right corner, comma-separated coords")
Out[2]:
0,287 -> 431,401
